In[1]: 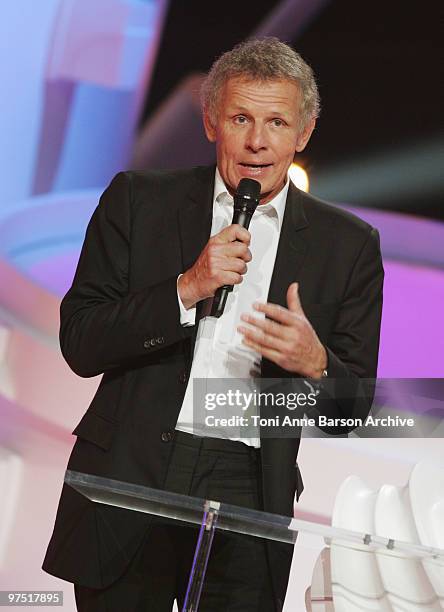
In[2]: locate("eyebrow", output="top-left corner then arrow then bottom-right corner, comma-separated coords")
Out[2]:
229,105 -> 289,118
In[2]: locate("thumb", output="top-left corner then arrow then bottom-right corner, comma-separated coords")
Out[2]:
287,282 -> 303,314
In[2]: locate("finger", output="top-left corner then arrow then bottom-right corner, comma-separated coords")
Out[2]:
239,313 -> 286,340
223,242 -> 252,262
215,224 -> 251,245
231,224 -> 251,244
286,282 -> 304,314
252,301 -> 302,326
223,256 -> 248,274
240,337 -> 284,367
220,271 -> 244,285
237,323 -> 290,354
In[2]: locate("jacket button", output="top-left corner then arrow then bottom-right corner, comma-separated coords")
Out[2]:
143,339 -> 150,349
149,338 -> 157,347
161,431 -> 174,442
179,370 -> 188,384
156,336 -> 165,345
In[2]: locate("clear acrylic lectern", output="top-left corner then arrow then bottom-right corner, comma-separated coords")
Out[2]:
65,470 -> 444,611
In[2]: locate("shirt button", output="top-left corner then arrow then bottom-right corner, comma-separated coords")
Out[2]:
160,431 -> 174,442
179,370 -> 188,384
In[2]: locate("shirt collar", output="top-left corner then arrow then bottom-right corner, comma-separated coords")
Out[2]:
213,167 -> 288,231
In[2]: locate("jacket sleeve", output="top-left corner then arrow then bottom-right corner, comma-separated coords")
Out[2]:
309,226 -> 384,431
59,172 -> 192,378
326,226 -> 384,380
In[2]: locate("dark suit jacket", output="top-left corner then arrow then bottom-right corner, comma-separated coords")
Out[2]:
42,165 -> 384,610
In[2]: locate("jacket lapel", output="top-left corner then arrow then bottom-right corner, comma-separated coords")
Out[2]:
266,181 -> 309,309
177,165 -> 215,358
177,165 -> 215,271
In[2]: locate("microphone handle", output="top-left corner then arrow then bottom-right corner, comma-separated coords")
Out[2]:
210,210 -> 253,318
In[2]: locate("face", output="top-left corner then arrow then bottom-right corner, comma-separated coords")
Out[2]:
204,77 -> 315,204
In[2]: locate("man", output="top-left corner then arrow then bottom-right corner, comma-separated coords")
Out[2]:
43,38 -> 384,611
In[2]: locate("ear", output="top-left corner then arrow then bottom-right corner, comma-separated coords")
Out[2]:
295,118 -> 316,153
203,109 -> 217,143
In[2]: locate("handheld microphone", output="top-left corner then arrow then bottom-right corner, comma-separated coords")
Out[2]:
210,178 -> 261,318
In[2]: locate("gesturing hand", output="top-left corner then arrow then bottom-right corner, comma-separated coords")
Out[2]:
237,282 -> 328,379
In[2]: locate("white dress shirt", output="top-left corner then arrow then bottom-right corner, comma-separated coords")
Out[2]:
175,168 -> 289,447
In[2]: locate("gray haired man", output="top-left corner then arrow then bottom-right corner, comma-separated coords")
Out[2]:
43,37 -> 383,611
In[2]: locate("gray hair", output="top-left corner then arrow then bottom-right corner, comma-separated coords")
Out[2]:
201,37 -> 320,133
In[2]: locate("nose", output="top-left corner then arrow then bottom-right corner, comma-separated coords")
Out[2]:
245,122 -> 268,152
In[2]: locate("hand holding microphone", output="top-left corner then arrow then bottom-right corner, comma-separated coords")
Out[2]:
177,178 -> 261,314
211,178 -> 261,316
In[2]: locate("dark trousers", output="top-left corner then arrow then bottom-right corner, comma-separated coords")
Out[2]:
74,431 -> 277,611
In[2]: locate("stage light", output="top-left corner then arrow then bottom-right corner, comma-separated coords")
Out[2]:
288,163 -> 309,192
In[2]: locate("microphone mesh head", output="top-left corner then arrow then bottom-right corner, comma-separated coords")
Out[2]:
236,178 -> 261,199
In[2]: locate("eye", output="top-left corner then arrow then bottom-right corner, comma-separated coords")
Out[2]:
234,115 -> 248,124
271,118 -> 285,127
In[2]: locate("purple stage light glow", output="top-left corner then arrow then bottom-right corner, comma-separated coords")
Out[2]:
379,260 -> 444,377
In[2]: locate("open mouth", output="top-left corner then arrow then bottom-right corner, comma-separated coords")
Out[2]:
239,163 -> 272,169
